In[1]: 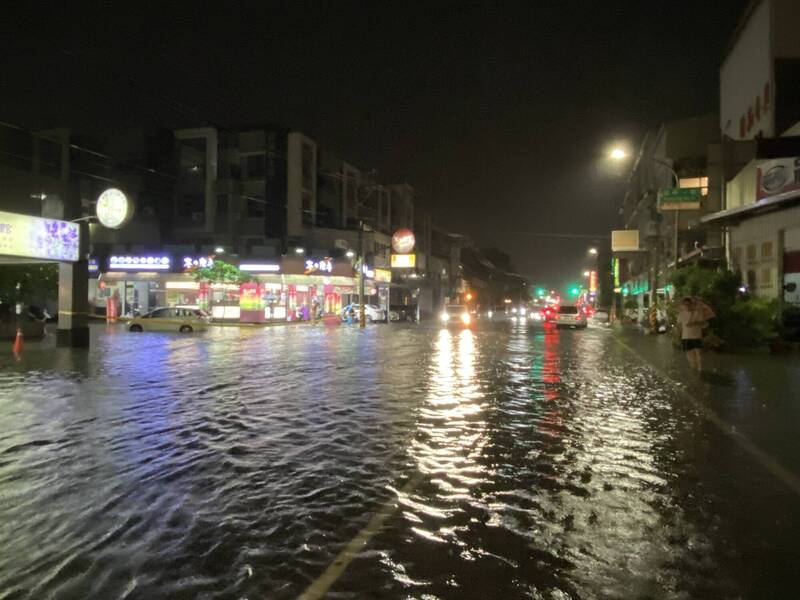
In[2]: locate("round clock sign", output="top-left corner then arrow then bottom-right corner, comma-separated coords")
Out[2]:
96,188 -> 133,229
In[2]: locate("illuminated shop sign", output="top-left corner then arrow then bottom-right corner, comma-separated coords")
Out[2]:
391,253 -> 416,268
374,268 -> 392,283
240,263 -> 281,273
96,188 -> 134,229
183,256 -> 215,270
0,210 -> 80,262
362,264 -> 375,278
391,228 -> 415,254
305,258 -> 333,274
88,258 -> 99,273
109,255 -> 171,270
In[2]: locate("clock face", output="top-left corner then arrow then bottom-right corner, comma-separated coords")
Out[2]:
392,229 -> 415,254
96,188 -> 132,229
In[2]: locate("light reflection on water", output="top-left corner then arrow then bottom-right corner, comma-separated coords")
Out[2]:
0,324 -> 796,599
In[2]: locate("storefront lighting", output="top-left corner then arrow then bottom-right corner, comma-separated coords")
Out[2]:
166,281 -> 200,290
109,255 -> 171,270
240,263 -> 281,272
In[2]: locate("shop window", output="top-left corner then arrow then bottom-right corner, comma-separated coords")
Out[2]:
746,244 -> 757,261
761,241 -> 773,259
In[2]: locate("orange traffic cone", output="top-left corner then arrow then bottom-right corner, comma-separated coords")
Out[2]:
12,327 -> 24,354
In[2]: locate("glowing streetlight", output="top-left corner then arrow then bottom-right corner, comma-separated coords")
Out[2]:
345,250 -> 355,258
583,271 -> 591,277
610,147 -> 627,160
588,248 -> 598,255
294,247 -> 305,255
214,246 -> 225,254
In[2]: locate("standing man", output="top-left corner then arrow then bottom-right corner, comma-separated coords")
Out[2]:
677,297 -> 713,371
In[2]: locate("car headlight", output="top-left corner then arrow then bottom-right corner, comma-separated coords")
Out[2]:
461,313 -> 471,325
441,312 -> 450,322
487,310 -> 493,318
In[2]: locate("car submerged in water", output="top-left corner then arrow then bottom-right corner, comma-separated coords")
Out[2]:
128,307 -> 210,333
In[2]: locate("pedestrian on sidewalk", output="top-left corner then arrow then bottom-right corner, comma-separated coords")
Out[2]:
677,296 -> 714,372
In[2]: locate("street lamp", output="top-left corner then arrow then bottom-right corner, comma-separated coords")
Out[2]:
294,247 -> 305,255
583,270 -> 591,277
610,147 -> 627,160
345,250 -> 355,258
588,247 -> 598,256
214,246 -> 225,254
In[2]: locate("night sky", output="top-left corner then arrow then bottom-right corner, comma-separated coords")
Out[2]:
3,1 -> 749,288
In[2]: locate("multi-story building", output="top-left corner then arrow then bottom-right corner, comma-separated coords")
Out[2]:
615,114 -> 720,320
702,0 -> 800,315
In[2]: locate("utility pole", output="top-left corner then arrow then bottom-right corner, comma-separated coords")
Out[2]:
358,220 -> 366,328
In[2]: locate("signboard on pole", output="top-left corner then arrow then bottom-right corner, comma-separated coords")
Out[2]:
0,210 -> 80,262
391,253 -> 416,268
658,187 -> 702,210
611,230 -> 640,252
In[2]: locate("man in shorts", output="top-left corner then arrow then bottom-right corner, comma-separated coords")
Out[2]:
677,296 -> 708,371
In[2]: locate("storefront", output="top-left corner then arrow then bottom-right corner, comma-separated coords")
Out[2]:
89,253 -> 367,323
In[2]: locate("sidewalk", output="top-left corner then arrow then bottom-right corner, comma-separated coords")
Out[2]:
611,324 -> 800,475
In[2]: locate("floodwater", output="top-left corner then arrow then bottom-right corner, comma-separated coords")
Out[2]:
0,321 -> 798,599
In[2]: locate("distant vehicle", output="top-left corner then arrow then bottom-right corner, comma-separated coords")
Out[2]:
128,307 -> 210,333
541,305 -> 557,322
390,304 -> 417,322
440,304 -> 472,327
592,308 -> 611,326
341,304 -> 388,323
555,305 -> 587,329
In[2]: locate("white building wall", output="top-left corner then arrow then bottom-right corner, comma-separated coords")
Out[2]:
730,204 -> 800,298
720,0 -> 774,140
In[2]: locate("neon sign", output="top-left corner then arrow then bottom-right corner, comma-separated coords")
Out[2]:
305,258 -> 333,274
183,256 -> 215,270
109,255 -> 171,270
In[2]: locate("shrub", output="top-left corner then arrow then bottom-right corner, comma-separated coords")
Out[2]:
669,264 -> 778,350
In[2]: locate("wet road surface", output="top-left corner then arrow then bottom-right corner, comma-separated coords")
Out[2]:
1,321 -> 799,599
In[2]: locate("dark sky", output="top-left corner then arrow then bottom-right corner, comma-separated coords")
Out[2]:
3,1 -> 748,289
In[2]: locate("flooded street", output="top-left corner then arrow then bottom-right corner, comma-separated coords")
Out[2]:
1,322 -> 799,599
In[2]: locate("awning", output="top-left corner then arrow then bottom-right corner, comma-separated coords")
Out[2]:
701,188 -> 800,225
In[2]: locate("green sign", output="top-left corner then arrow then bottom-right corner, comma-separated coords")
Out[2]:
658,187 -> 702,210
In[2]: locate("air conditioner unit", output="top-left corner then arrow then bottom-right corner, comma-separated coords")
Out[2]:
191,212 -> 204,222
334,239 -> 349,250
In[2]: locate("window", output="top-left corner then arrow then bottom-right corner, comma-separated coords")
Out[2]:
679,176 -> 709,196
732,247 -> 742,270
248,198 -> 265,218
216,195 -> 229,216
243,153 -> 266,179
760,267 -> 772,287
761,241 -> 773,259
747,270 -> 757,290
746,244 -> 757,261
